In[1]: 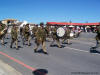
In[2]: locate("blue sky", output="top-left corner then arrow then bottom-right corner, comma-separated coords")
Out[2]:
0,0 -> 100,24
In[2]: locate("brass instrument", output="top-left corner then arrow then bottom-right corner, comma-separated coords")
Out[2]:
0,27 -> 7,36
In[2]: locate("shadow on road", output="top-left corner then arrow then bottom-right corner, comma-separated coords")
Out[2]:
13,46 -> 23,50
90,47 -> 100,54
4,42 -> 8,44
0,42 -> 8,45
36,49 -> 44,53
50,44 -> 65,48
62,42 -> 72,44
32,69 -> 48,75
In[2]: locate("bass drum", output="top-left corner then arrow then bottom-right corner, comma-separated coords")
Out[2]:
57,27 -> 65,37
70,32 -> 74,37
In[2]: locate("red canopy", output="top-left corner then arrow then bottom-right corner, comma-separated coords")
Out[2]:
82,23 -> 100,25
47,22 -> 68,25
47,22 -> 100,26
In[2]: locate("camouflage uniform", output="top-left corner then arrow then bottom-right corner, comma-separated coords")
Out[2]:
23,24 -> 31,46
34,24 -> 48,54
32,25 -> 38,38
45,26 -> 49,37
95,26 -> 100,48
10,25 -> 18,49
0,24 -> 6,31
0,25 -> 3,37
0,24 -> 7,45
62,28 -> 71,44
44,26 -> 51,41
50,27 -> 61,48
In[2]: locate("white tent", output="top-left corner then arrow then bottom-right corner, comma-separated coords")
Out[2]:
69,25 -> 74,27
20,21 -> 28,27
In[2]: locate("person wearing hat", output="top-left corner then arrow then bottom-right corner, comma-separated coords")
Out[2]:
0,23 -> 6,33
10,25 -> 19,49
62,27 -> 71,44
0,23 -> 7,45
23,24 -> 31,46
50,26 -> 62,48
95,26 -> 100,48
32,24 -> 38,38
34,22 -> 48,54
44,25 -> 51,41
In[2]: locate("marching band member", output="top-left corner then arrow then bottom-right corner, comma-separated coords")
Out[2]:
22,24 -> 31,46
10,25 -> 19,50
95,26 -> 100,48
62,27 -> 71,45
34,23 -> 48,54
0,23 -> 8,45
50,26 -> 62,48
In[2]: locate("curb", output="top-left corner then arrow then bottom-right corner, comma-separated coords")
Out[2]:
0,60 -> 22,75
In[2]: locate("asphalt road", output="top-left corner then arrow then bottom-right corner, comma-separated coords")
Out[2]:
0,32 -> 100,75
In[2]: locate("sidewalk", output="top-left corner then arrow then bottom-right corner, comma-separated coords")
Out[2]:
0,60 -> 22,75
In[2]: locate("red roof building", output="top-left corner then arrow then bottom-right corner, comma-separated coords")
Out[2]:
47,22 -> 100,26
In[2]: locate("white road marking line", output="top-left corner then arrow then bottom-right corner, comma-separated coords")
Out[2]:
65,47 -> 100,56
65,47 -> 89,53
71,40 -> 95,45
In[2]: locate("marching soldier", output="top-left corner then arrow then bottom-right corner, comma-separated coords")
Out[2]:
10,25 -> 18,50
50,26 -> 62,48
44,25 -> 51,41
34,23 -> 48,54
95,26 -> 100,48
23,24 -> 31,46
32,24 -> 38,38
0,23 -> 6,31
0,23 -> 7,45
62,27 -> 71,44
45,25 -> 49,37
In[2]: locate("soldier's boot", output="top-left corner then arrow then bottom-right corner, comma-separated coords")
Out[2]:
10,45 -> 12,48
43,50 -> 48,54
34,42 -> 41,53
43,49 -> 48,54
34,44 -> 39,53
34,49 -> 37,53
34,48 -> 38,53
10,43 -> 13,48
43,51 -> 48,55
10,40 -> 14,48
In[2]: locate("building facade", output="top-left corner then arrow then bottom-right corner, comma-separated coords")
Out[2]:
1,19 -> 18,25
